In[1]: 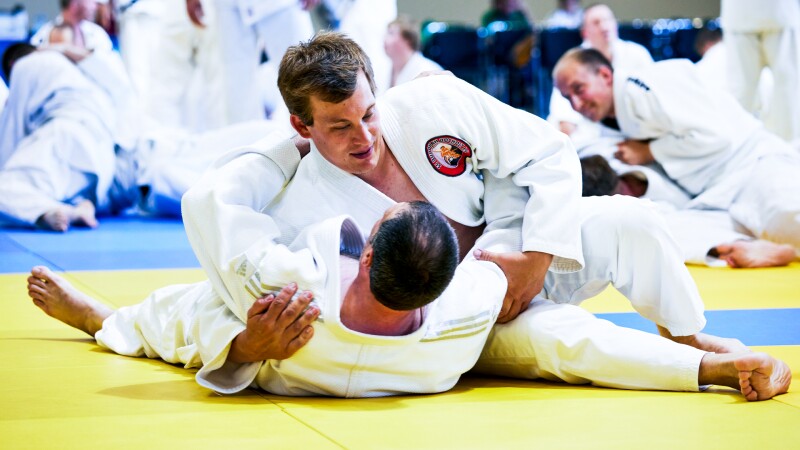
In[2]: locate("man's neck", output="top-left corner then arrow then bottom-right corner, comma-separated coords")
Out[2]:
391,49 -> 414,74
339,264 -> 422,336
61,10 -> 82,27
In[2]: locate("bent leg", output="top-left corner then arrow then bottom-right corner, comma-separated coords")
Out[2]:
730,152 -> 800,249
0,123 -> 97,229
545,196 -> 707,336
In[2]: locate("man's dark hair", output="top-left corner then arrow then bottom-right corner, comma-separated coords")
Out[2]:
369,201 -> 459,311
2,42 -> 36,82
278,31 -> 376,126
563,47 -> 614,74
580,155 -> 618,196
60,0 -> 71,10
694,26 -> 723,57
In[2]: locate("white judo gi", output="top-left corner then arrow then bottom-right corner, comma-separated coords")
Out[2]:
0,77 -> 7,114
213,0 -> 314,124
30,15 -> 113,51
336,0 -> 397,95
0,51 -> 116,226
181,75 -> 710,391
548,38 -> 653,149
96,214 -> 508,397
721,0 -> 800,145
111,0 -> 163,103
0,47 -> 273,226
391,52 -> 443,88
612,59 -> 800,249
143,0 -> 227,132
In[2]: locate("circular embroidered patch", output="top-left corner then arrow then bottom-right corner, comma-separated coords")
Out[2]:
424,135 -> 473,177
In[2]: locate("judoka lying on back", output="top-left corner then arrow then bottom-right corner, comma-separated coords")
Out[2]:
27,201 -> 510,397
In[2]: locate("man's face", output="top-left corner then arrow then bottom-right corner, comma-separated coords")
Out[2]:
73,0 -> 98,21
384,24 -> 406,58
293,70 -> 382,177
554,59 -> 615,122
581,5 -> 618,48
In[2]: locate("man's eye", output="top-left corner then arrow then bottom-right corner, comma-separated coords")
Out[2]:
334,124 -> 349,130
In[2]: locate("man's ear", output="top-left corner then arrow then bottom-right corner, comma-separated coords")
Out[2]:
360,246 -> 374,269
290,114 -> 312,139
598,65 -> 614,86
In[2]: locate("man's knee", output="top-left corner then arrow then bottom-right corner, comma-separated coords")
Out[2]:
581,196 -> 670,242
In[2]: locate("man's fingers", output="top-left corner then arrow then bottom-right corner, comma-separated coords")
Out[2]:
262,283 -> 299,321
473,248 -> 496,262
247,295 -> 273,319
277,291 -> 314,326
284,326 -> 315,357
286,305 -> 319,337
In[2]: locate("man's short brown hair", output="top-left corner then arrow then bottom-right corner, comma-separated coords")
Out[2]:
277,31 -> 376,126
389,15 -> 421,51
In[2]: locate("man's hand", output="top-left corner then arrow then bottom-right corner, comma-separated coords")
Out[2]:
186,0 -> 205,27
227,283 -> 320,363
473,250 -> 553,323
614,139 -> 654,166
46,44 -> 91,63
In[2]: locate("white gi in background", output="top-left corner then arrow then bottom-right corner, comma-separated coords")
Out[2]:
543,4 -> 583,29
30,14 -> 113,51
213,0 -> 314,124
391,52 -> 442,88
0,51 -> 116,226
111,0 -> 163,102
180,74 -> 713,392
695,39 -> 774,119
0,47 -> 276,226
548,38 -> 653,149
0,77 -> 7,114
147,0 -> 227,132
612,59 -> 800,249
721,0 -> 800,146
335,0 -> 397,94
96,214 -> 508,396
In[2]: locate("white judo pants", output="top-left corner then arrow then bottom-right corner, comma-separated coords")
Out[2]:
214,0 -> 314,124
115,0 -> 163,102
726,27 -> 800,144
147,0 -> 226,132
543,195 -> 708,337
96,275 -> 706,393
0,118 -> 115,226
474,299 -> 704,391
96,280 -> 230,368
729,151 -> 800,251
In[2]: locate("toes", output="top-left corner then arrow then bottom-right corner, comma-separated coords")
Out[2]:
31,266 -> 49,279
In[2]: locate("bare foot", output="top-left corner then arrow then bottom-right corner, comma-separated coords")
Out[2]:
27,266 -> 113,336
700,352 -> 791,401
37,207 -> 71,231
736,353 -> 792,401
714,240 -> 796,268
659,326 -> 749,353
72,200 -> 98,228
36,201 -> 98,232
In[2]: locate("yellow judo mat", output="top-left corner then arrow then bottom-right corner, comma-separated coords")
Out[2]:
1,261 -> 798,449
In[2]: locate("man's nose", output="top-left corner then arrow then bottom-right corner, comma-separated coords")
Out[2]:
354,122 -> 372,144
